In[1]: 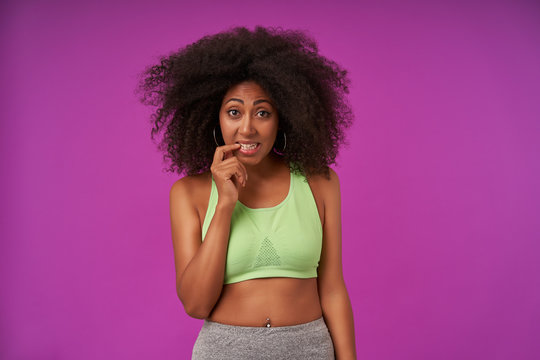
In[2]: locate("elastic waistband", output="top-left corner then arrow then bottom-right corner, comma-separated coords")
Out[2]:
202,316 -> 327,334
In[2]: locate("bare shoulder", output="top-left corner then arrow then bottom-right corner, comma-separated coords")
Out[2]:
306,167 -> 340,200
170,171 -> 212,219
170,171 -> 211,195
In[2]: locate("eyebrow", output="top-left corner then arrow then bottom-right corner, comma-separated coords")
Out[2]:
254,99 -> 271,106
225,98 -> 272,106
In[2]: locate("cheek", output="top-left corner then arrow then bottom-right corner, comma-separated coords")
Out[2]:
268,121 -> 279,138
259,122 -> 276,137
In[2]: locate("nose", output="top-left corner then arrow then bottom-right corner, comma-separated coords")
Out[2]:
238,114 -> 256,136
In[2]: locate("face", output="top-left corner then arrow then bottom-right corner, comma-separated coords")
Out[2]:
219,81 -> 279,165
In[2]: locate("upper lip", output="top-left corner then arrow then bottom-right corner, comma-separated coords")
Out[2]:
236,140 -> 259,144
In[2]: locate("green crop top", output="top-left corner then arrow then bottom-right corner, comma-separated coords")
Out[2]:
201,166 -> 323,284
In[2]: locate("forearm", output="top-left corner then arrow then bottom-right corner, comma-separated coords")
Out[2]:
177,203 -> 233,318
320,283 -> 357,360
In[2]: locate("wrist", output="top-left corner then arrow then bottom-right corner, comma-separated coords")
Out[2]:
216,200 -> 236,213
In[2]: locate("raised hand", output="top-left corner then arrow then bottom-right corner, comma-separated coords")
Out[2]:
210,143 -> 248,208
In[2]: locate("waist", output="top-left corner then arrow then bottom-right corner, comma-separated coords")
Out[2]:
203,316 -> 327,332
207,277 -> 322,327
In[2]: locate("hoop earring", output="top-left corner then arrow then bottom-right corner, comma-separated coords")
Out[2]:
272,131 -> 287,155
213,126 -> 222,146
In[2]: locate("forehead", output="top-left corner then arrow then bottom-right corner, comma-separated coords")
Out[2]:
223,81 -> 270,100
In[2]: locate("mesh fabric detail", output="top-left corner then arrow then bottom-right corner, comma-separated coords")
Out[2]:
253,236 -> 281,267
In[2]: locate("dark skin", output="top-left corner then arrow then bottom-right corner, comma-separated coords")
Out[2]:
170,81 -> 356,359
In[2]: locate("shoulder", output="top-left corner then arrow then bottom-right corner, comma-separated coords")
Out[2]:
306,167 -> 340,199
170,171 -> 212,210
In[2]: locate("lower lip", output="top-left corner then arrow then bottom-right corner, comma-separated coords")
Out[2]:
237,143 -> 261,156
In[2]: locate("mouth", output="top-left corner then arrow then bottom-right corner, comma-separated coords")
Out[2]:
235,142 -> 261,155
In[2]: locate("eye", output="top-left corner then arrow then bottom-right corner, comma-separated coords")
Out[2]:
256,110 -> 271,117
227,109 -> 240,117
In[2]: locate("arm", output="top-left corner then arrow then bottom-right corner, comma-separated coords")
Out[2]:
170,177 -> 235,319
317,168 -> 357,360
170,143 -> 245,319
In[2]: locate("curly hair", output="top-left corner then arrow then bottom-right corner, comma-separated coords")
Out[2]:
136,25 -> 353,179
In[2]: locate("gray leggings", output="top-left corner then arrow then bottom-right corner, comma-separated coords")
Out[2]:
192,316 -> 335,359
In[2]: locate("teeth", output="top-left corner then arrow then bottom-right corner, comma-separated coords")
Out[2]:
239,143 -> 258,150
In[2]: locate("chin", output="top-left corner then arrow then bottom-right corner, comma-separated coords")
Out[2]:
236,156 -> 262,165
234,150 -> 270,165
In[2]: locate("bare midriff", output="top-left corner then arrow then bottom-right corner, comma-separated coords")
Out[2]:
206,277 -> 322,327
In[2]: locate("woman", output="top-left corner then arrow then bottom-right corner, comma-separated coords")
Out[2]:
138,26 -> 356,359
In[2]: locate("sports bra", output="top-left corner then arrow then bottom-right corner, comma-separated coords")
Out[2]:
201,165 -> 323,284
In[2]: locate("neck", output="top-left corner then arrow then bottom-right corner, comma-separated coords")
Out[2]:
243,153 -> 288,181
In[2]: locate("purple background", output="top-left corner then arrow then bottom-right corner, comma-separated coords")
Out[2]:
1,0 -> 539,359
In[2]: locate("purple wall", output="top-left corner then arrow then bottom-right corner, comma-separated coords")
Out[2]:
1,0 -> 539,359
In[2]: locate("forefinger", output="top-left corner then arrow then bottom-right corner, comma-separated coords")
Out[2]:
213,143 -> 241,163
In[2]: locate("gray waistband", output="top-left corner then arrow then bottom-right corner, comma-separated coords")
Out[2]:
202,316 -> 327,334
